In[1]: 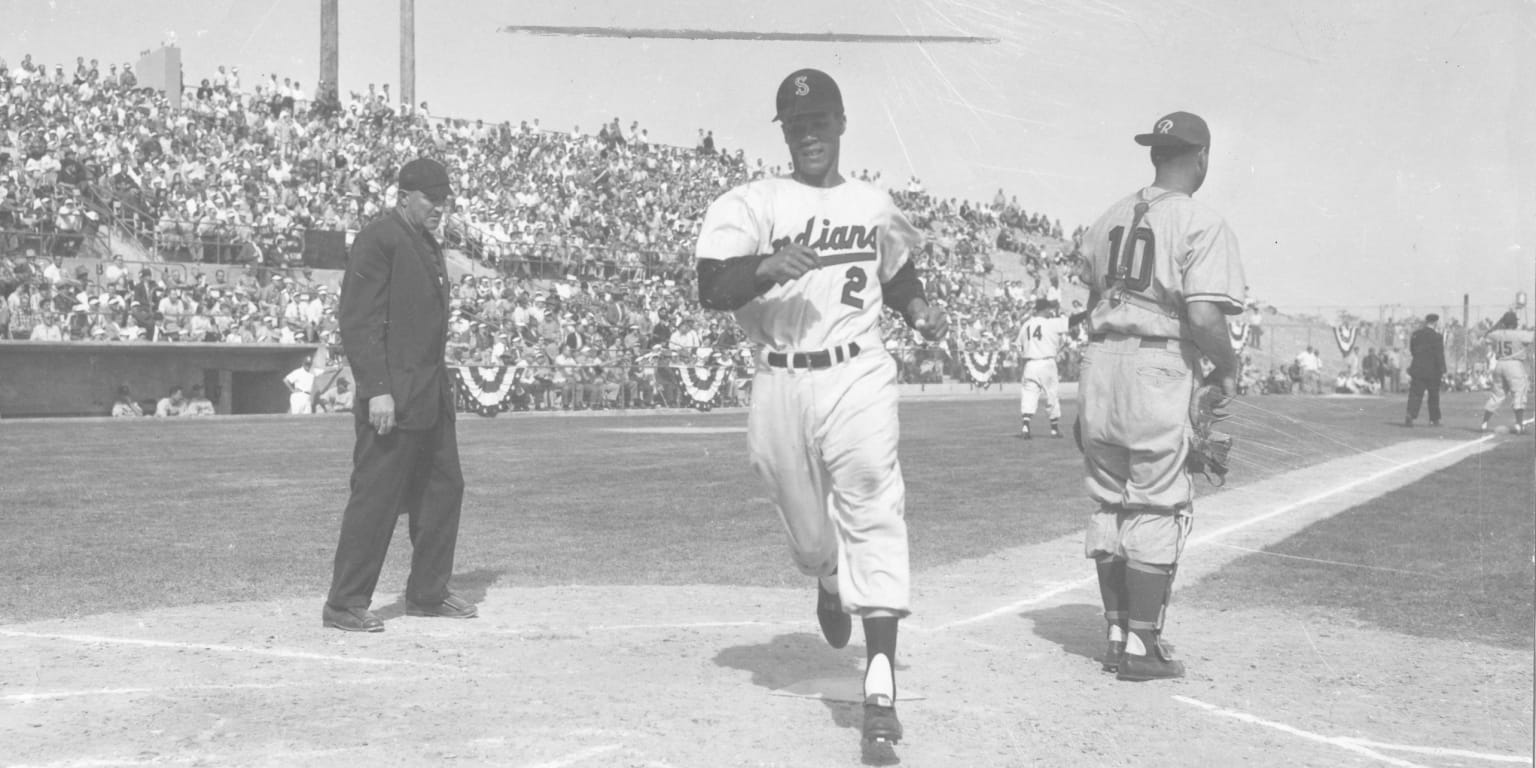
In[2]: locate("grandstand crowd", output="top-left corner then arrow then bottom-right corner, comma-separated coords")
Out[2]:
0,51 -> 1085,391
3,51 -> 1520,415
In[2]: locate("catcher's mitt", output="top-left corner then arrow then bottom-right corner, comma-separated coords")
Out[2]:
1187,384 -> 1233,486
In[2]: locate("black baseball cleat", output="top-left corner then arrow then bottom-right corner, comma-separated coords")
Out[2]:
1116,639 -> 1184,682
862,694 -> 902,744
816,580 -> 851,649
1100,640 -> 1125,673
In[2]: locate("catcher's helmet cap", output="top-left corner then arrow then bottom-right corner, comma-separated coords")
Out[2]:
774,69 -> 843,122
1134,111 -> 1210,148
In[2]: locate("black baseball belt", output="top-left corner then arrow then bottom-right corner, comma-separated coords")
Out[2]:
766,342 -> 861,370
1089,333 -> 1182,349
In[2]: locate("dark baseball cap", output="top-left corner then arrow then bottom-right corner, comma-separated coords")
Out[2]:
1134,111 -> 1210,148
398,158 -> 452,199
774,69 -> 843,122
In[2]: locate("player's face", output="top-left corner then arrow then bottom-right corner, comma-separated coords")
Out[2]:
782,111 -> 844,183
1192,146 -> 1210,192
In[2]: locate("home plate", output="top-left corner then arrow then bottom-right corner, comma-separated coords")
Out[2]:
770,677 -> 927,703
601,427 -> 747,434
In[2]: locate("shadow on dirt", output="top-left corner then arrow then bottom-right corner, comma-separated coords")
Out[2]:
1017,602 -> 1105,665
372,567 -> 506,620
714,632 -> 903,766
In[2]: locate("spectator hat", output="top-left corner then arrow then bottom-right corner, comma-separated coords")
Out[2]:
1424,313 -> 1439,323
1134,111 -> 1210,148
773,69 -> 843,122
398,158 -> 452,199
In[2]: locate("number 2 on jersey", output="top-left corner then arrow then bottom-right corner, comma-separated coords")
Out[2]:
840,266 -> 866,309
1106,226 -> 1155,293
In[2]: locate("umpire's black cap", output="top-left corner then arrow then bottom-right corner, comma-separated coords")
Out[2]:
398,157 -> 453,200
774,69 -> 843,122
1135,111 -> 1210,148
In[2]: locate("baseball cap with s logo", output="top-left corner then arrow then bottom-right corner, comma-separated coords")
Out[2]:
774,68 -> 843,122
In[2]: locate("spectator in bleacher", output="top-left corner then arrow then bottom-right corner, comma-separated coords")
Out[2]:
29,310 -> 63,341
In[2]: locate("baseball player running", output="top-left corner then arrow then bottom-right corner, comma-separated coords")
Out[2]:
1016,300 -> 1071,438
1077,111 -> 1246,681
1480,310 -> 1532,434
695,68 -> 947,745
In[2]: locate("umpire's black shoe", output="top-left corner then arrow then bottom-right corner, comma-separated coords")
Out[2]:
323,604 -> 384,632
862,694 -> 903,744
406,593 -> 479,619
816,581 -> 851,649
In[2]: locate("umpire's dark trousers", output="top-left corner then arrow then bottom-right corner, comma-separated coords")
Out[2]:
327,404 -> 464,610
1406,376 -> 1441,423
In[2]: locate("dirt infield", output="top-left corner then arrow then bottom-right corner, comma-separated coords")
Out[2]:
4,431 -> 1529,768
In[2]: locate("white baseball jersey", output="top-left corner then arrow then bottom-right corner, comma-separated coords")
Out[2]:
695,174 -> 918,617
1487,329 -> 1533,363
694,177 -> 921,351
1082,187 -> 1246,338
1018,315 -> 1069,360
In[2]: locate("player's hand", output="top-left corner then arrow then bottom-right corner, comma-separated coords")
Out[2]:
756,243 -> 821,283
369,394 -> 397,435
1204,371 -> 1238,405
911,302 -> 948,341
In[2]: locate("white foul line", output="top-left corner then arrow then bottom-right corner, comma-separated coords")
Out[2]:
932,433 -> 1503,631
1175,695 -> 1533,766
1203,541 -> 1438,576
2,676 -> 418,704
520,745 -> 622,768
0,629 -> 465,671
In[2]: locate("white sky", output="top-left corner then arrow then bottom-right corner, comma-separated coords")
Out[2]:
4,0 -> 1532,316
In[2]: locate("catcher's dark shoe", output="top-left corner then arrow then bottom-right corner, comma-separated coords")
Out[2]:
862,694 -> 902,744
323,604 -> 383,633
406,593 -> 478,619
1100,640 -> 1125,673
816,581 -> 851,649
1116,640 -> 1184,682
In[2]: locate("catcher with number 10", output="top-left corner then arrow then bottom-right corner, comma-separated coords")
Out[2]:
1075,111 -> 1247,682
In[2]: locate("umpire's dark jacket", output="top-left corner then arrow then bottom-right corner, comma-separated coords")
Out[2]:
339,209 -> 452,429
1406,326 -> 1445,383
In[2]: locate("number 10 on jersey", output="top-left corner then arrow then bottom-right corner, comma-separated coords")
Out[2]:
1106,226 -> 1155,293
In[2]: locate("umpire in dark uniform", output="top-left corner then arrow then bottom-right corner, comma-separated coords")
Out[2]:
1405,313 -> 1447,427
323,158 -> 477,631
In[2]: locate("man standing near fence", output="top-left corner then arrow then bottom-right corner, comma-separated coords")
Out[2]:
1405,313 -> 1446,427
324,158 -> 476,632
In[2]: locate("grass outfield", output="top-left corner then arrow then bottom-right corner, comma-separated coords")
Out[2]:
1184,437 -> 1535,649
0,391 -> 1507,625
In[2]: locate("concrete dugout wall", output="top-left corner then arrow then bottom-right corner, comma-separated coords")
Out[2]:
0,342 -> 318,418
